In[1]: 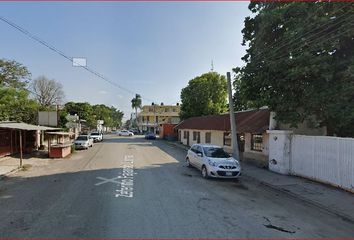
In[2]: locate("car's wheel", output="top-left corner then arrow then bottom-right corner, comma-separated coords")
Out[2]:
186,158 -> 192,168
119,134 -> 121,136
201,165 -> 209,179
129,134 -> 132,136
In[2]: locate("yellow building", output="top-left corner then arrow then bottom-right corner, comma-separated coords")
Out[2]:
138,104 -> 181,133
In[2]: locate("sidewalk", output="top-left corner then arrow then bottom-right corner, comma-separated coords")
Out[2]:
165,140 -> 354,223
0,156 -> 20,178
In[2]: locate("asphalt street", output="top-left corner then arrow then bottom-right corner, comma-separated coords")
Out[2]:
0,135 -> 353,238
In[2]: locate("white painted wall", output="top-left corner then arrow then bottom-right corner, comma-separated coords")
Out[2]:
291,135 -> 354,192
268,131 -> 354,192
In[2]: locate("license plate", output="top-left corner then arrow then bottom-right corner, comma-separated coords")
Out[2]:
225,172 -> 233,176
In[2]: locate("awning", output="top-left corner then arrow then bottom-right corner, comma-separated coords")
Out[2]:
0,122 -> 60,131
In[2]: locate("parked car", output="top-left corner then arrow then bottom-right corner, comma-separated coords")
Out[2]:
145,132 -> 156,140
118,130 -> 134,136
129,128 -> 140,135
74,135 -> 93,149
90,132 -> 103,142
186,144 -> 241,179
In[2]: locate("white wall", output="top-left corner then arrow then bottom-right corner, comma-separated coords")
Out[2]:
291,135 -> 354,192
268,130 -> 354,192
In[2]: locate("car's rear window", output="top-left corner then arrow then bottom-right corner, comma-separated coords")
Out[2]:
77,136 -> 88,140
203,147 -> 230,158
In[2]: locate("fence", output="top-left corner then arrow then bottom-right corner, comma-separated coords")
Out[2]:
268,130 -> 354,192
291,135 -> 354,192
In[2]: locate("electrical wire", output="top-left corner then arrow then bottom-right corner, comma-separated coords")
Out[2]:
0,15 -> 157,104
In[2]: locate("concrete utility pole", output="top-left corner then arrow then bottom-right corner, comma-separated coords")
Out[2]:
227,72 -> 240,160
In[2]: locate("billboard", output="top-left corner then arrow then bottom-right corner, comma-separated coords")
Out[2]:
38,111 -> 58,127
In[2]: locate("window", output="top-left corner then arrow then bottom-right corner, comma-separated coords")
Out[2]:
193,131 -> 200,143
223,132 -> 231,146
205,132 -> 211,144
251,134 -> 263,151
183,131 -> 188,139
191,145 -> 198,153
196,146 -> 203,155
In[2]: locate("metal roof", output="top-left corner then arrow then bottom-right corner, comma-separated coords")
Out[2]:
46,131 -> 74,136
0,122 -> 59,131
174,108 -> 270,134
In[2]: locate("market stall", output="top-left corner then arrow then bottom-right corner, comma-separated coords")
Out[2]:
46,132 -> 74,158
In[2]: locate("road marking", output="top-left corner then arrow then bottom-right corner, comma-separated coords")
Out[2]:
94,155 -> 135,198
95,176 -> 121,186
116,155 -> 134,198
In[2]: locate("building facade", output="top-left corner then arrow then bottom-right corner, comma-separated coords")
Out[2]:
138,104 -> 180,133
175,108 -> 327,166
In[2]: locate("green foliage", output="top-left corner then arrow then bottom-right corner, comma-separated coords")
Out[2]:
237,2 -> 354,136
0,87 -> 39,124
131,94 -> 142,129
0,59 -> 31,89
63,102 -> 123,128
180,72 -> 228,120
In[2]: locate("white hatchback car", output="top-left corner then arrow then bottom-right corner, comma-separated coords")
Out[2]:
186,144 -> 241,179
74,135 -> 93,150
118,130 -> 134,136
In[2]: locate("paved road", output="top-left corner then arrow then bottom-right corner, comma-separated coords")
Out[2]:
0,135 -> 353,238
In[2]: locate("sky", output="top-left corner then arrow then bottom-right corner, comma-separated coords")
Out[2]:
0,2 -> 250,121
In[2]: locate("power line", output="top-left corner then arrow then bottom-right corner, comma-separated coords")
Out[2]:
0,15 -> 156,104
250,4 -> 350,62
272,22 -> 354,63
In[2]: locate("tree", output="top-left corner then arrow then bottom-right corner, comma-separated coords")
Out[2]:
236,2 -> 354,136
64,102 -> 95,128
0,87 -> 38,124
62,102 -> 124,129
0,59 -> 31,89
0,59 -> 38,123
131,94 -> 142,129
31,76 -> 65,107
180,72 -> 228,120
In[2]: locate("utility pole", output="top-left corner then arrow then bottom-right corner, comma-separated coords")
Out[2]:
227,72 -> 240,160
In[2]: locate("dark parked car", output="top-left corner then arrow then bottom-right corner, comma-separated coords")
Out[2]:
145,132 -> 156,140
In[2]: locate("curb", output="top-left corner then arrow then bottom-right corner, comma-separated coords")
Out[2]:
0,167 -> 20,180
243,173 -> 354,224
163,140 -> 354,224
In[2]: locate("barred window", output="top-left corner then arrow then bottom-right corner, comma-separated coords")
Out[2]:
205,132 -> 211,144
251,134 -> 263,151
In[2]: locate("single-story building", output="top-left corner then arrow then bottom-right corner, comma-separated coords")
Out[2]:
174,108 -> 326,166
0,121 -> 58,158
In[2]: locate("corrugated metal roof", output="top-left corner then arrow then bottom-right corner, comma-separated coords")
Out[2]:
0,122 -> 59,131
174,108 -> 270,133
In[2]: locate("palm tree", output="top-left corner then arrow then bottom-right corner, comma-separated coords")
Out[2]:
131,94 -> 142,130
